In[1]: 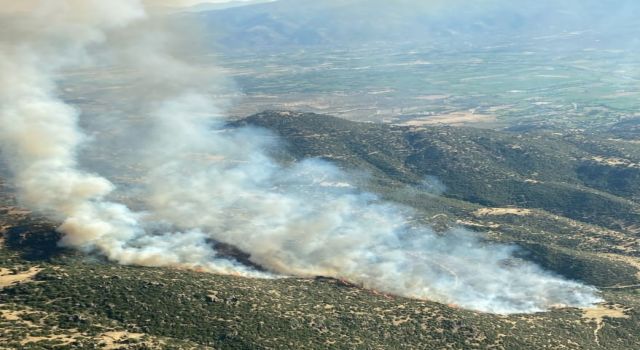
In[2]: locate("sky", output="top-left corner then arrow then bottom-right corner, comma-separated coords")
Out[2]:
0,0 -> 270,13
167,0 -> 271,6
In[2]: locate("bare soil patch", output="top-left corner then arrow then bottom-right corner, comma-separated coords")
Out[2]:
473,208 -> 533,217
0,267 -> 42,289
401,111 -> 496,127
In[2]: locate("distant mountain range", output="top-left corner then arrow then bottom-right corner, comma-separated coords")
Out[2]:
184,0 -> 277,12
188,0 -> 640,51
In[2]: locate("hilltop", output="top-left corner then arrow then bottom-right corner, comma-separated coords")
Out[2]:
0,112 -> 639,349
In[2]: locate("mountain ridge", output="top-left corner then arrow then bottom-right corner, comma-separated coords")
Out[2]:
0,111 -> 639,349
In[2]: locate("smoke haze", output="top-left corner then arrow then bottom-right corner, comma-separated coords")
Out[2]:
0,0 -> 602,314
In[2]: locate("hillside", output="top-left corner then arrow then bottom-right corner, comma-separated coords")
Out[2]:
238,112 -> 640,232
1,112 -> 639,349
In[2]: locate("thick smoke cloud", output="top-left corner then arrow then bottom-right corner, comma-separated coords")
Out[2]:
0,0 -> 602,313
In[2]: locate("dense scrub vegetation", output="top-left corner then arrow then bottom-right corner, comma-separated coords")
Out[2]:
1,112 -> 639,348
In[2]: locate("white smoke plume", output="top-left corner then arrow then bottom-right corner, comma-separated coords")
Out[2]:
0,0 -> 601,314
